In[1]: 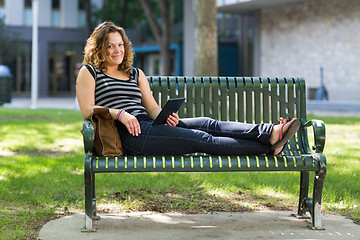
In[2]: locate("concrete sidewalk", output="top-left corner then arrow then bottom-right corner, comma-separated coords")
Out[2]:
39,211 -> 359,240
306,100 -> 360,117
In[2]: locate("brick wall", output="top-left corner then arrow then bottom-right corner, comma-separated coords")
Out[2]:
260,0 -> 360,101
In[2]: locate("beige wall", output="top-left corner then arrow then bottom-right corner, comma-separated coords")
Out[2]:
260,0 -> 360,101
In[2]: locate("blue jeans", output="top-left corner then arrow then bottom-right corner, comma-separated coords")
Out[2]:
119,117 -> 274,156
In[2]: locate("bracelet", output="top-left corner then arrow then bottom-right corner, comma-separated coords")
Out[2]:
117,109 -> 125,121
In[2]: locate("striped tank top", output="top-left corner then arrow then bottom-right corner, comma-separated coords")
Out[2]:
83,64 -> 149,120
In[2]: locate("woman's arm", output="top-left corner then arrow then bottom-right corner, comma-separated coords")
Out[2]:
76,67 -> 119,119
76,66 -> 97,119
138,69 -> 179,126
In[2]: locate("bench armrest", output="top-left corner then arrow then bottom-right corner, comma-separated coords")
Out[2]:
303,119 -> 326,154
82,120 -> 94,154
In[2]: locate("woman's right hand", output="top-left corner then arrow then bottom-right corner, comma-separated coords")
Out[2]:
120,112 -> 141,136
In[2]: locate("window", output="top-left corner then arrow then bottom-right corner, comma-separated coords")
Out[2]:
78,0 -> 86,27
25,0 -> 32,8
51,0 -> 61,27
52,0 -> 60,9
24,0 -> 32,26
0,0 -> 5,21
78,0 -> 85,10
5,41 -> 32,94
48,43 -> 84,94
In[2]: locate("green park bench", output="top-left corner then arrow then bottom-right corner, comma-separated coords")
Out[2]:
81,76 -> 326,231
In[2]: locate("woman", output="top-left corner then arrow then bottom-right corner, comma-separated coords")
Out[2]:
76,22 -> 300,156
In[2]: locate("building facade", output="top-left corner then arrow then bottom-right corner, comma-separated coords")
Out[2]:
1,0 -> 102,97
217,0 -> 360,101
1,0 -> 240,97
4,0 -> 355,101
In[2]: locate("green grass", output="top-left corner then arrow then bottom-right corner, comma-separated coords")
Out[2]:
0,108 -> 359,239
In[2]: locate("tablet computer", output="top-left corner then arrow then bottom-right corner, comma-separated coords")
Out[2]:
152,98 -> 185,125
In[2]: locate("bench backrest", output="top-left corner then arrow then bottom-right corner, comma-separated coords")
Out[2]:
148,77 -> 307,124
148,76 -> 309,155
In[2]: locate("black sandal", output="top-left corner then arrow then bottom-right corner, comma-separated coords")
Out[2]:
271,118 -> 301,150
274,142 -> 288,156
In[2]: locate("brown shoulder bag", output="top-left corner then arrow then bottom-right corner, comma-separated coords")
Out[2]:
87,107 -> 123,156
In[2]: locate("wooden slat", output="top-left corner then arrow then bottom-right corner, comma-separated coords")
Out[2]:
270,78 -> 279,123
245,77 -> 253,123
177,77 -> 186,117
278,78 -> 287,117
203,77 -> 211,117
237,78 -> 245,122
150,77 -> 160,103
262,78 -> 270,123
220,77 -> 228,121
287,78 -> 295,117
195,78 -> 202,116
228,78 -> 236,121
169,78 -> 177,99
211,77 -> 220,120
160,77 -> 168,107
186,78 -> 194,118
253,78 -> 262,123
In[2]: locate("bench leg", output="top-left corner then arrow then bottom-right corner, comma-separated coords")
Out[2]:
292,171 -> 310,220
82,214 -> 95,232
310,170 -> 326,230
293,170 -> 326,230
298,171 -> 310,217
83,157 -> 97,232
294,167 -> 326,230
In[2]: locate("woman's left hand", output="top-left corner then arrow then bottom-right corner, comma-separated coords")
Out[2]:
166,113 -> 180,126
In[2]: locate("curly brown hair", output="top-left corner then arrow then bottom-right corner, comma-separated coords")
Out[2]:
83,21 -> 134,76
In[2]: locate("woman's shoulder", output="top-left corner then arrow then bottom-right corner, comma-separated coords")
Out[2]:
130,67 -> 141,84
81,64 -> 103,80
82,64 -> 100,72
136,68 -> 145,75
80,64 -> 95,79
131,68 -> 146,78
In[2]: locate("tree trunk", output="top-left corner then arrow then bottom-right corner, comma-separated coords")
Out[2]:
194,0 -> 218,76
84,0 -> 92,37
140,0 -> 171,75
159,0 -> 171,75
120,0 -> 129,26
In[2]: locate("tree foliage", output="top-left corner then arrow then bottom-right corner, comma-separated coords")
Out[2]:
92,0 -> 183,75
93,0 -> 147,29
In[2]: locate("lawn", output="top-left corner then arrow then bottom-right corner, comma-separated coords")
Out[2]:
0,108 -> 359,239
